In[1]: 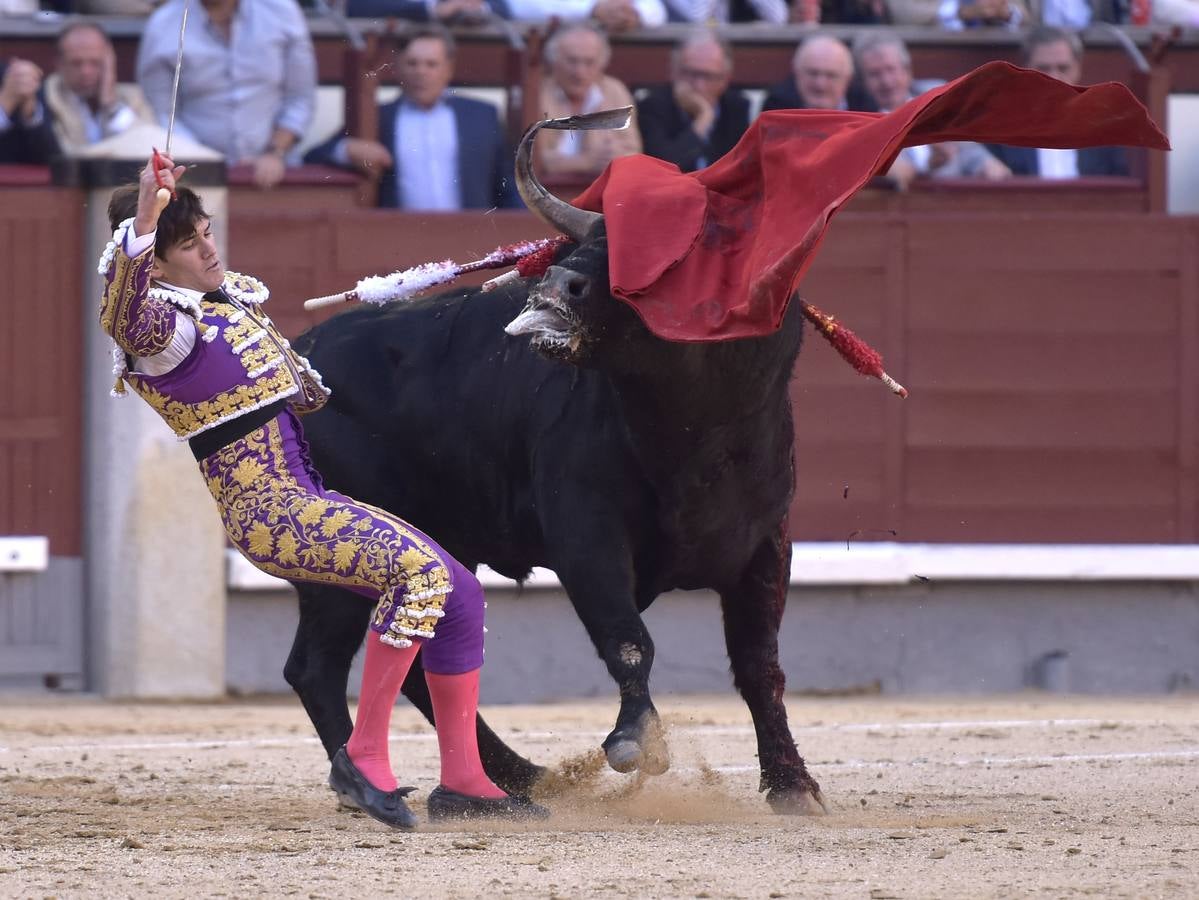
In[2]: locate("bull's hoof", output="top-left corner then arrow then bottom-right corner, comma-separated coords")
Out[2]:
605,739 -> 644,773
603,713 -> 671,775
492,762 -> 549,799
767,786 -> 829,816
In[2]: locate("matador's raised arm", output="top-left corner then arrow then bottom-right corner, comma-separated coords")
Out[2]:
98,222 -> 177,358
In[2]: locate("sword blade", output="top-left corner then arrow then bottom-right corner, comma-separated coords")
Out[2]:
164,0 -> 190,156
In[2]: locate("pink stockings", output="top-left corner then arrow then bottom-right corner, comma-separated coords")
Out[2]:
345,636 -> 505,798
426,669 -> 507,799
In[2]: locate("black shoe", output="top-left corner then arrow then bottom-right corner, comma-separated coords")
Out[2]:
426,785 -> 550,823
328,746 -> 419,830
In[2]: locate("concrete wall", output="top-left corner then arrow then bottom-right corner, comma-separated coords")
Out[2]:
227,578 -> 1199,703
82,174 -> 230,700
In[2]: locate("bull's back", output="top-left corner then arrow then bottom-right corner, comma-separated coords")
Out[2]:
290,285 -> 608,572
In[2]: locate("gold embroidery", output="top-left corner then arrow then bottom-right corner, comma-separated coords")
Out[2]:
240,343 -> 283,375
220,315 -> 261,350
111,272 -> 327,435
99,242 -> 175,358
124,366 -> 299,439
202,420 -> 452,638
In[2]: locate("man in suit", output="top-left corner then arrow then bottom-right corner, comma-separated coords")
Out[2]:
852,30 -> 1009,187
636,30 -> 749,173
304,24 -> 520,210
761,33 -> 854,113
0,57 -> 59,164
988,27 -> 1128,178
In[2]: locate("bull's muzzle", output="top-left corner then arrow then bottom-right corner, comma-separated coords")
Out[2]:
504,266 -> 586,339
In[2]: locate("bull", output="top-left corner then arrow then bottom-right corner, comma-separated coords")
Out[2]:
285,111 -> 823,814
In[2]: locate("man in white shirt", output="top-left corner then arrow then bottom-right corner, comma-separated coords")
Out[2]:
987,28 -> 1128,179
853,31 -> 1009,187
138,0 -> 316,188
506,0 -> 666,30
304,25 -> 520,210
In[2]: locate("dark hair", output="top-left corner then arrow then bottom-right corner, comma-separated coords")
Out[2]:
107,184 -> 210,260
401,23 -> 456,60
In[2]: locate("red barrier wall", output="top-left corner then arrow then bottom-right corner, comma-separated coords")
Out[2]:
4,174 -> 1195,551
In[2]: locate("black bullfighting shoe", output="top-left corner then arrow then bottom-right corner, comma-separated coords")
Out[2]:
328,746 -> 419,830
426,785 -> 551,823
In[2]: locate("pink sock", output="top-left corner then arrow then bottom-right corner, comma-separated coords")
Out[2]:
346,637 -> 420,792
425,669 -> 507,799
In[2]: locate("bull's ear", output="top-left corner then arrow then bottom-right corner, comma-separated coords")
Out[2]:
514,108 -> 630,241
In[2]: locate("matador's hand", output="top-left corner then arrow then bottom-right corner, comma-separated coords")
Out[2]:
134,151 -> 185,238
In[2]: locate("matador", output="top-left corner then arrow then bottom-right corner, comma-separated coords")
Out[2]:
98,152 -> 547,829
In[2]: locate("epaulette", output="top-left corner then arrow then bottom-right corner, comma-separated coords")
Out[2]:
223,271 -> 270,305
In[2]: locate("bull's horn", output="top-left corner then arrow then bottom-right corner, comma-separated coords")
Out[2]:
515,106 -> 631,242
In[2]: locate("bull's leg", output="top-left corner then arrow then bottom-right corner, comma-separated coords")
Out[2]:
284,582 -> 374,760
556,565 -> 669,777
398,659 -> 546,798
718,527 -> 825,815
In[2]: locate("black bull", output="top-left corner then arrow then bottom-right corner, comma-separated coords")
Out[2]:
284,232 -> 826,814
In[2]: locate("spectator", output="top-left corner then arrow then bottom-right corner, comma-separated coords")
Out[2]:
304,25 -> 520,210
761,33 -> 853,112
43,22 -> 155,153
0,58 -> 60,164
664,0 -> 879,22
60,1 -> 160,12
853,31 -> 1009,187
507,0 -> 667,31
1148,0 -> 1199,27
536,23 -> 642,181
1027,0 -> 1101,27
817,0 -> 889,22
637,30 -> 748,173
884,0 -> 939,23
664,0 -> 789,24
345,0 -> 500,24
937,0 -> 1028,28
988,27 -> 1128,177
137,0 -> 316,188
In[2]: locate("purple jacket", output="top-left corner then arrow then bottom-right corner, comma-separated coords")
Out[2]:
98,221 -> 328,439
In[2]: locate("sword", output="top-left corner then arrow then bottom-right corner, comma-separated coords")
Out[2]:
154,0 -> 190,210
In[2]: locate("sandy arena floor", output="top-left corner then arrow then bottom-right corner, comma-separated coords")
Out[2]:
0,693 -> 1197,899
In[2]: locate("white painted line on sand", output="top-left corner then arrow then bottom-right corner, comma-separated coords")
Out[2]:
0,717 -> 1168,756
702,748 -> 1199,775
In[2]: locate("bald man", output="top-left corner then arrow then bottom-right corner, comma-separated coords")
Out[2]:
44,22 -> 154,152
762,34 -> 854,113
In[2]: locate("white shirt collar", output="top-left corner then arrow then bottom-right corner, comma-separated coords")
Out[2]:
155,279 -> 208,302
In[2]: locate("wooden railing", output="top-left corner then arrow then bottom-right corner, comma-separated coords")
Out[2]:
5,172 -> 1198,546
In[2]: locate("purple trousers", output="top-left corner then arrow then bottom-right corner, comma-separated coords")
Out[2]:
198,409 -> 484,674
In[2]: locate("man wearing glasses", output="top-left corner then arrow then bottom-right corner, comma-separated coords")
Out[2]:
636,30 -> 749,173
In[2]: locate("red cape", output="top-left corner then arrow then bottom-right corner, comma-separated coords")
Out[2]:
572,61 -> 1170,342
